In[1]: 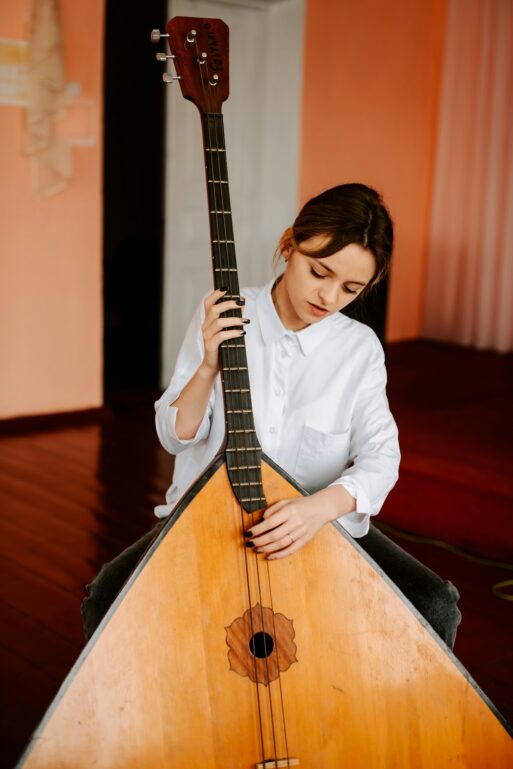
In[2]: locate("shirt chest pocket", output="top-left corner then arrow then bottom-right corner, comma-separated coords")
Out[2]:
294,424 -> 351,492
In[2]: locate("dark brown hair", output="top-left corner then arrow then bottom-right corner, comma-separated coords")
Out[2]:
275,183 -> 393,296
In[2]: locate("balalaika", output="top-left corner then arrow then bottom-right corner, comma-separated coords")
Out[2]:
16,17 -> 513,769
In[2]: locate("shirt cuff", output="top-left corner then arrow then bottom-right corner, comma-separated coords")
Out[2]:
167,405 -> 211,446
329,478 -> 372,538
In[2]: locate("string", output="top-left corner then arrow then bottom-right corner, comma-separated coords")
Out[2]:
206,83 -> 280,764
196,39 -> 288,766
213,112 -> 290,765
203,54 -> 291,768
186,28 -> 293,766
195,43 -> 265,757
193,36 -> 269,764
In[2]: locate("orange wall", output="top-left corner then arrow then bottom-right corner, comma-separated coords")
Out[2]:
0,1 -> 446,418
0,1 -> 104,418
300,0 -> 448,341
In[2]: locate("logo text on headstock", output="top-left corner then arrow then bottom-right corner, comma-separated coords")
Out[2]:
203,23 -> 223,72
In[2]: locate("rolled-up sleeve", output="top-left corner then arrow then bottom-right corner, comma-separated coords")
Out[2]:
329,339 -> 400,538
155,294 -> 215,455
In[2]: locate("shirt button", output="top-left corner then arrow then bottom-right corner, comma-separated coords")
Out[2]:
269,426 -> 276,434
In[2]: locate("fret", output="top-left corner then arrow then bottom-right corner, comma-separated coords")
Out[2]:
205,148 -> 226,152
224,388 -> 250,394
226,428 -> 256,437
212,239 -> 234,244
226,447 -> 262,453
221,344 -> 245,349
226,409 -> 253,414
208,179 -> 229,184
224,366 -> 247,371
226,464 -> 261,470
214,267 -> 237,272
240,496 -> 266,503
210,210 -> 232,214
231,481 -> 262,487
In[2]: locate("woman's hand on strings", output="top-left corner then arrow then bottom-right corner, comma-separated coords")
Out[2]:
201,289 -> 247,373
245,493 -> 336,559
245,486 -> 357,559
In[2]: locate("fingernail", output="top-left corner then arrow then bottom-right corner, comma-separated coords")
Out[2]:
244,530 -> 253,538
245,541 -> 254,548
235,298 -> 245,305
243,318 -> 250,324
240,330 -> 246,336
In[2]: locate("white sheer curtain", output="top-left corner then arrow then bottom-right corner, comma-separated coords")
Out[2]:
422,0 -> 513,352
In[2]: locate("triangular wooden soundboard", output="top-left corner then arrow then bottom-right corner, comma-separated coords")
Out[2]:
16,455 -> 513,768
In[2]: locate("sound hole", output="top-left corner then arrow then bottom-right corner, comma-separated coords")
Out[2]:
249,632 -> 274,659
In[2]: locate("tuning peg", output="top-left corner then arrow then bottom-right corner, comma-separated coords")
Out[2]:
162,73 -> 182,84
186,29 -> 197,43
156,52 -> 175,61
151,29 -> 169,43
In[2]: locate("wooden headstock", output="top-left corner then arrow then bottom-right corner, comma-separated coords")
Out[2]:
164,17 -> 229,113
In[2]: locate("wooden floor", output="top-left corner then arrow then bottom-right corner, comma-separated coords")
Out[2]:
1,347 -> 512,767
0,391 -> 174,768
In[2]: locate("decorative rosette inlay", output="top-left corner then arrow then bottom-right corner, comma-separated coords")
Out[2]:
225,603 -> 297,686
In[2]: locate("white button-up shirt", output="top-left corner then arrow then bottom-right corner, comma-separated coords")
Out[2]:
155,278 -> 400,538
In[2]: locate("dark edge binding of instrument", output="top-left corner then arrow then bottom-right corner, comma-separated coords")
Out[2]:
14,448 -> 513,768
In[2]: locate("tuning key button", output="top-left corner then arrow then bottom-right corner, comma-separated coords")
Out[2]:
151,29 -> 169,43
162,73 -> 182,84
156,52 -> 175,61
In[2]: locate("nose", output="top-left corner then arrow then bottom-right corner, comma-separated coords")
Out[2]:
318,283 -> 338,307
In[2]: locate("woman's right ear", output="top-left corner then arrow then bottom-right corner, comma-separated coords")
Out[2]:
279,227 -> 294,261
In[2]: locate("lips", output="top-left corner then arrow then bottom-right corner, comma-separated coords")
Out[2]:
308,301 -> 328,315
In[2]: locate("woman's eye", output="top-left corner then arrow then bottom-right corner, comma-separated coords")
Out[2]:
310,266 -> 358,295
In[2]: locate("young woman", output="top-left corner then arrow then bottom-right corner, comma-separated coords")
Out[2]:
82,183 -> 461,649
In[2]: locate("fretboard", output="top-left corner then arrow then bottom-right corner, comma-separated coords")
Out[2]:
201,112 -> 265,514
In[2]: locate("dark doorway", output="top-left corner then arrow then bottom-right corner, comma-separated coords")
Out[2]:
103,0 -> 167,399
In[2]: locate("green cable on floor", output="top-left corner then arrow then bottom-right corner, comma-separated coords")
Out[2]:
374,521 -> 513,602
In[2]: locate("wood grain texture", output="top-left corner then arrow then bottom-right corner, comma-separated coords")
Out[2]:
17,458 -> 513,768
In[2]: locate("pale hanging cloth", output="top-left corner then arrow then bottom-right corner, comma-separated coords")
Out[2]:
422,0 -> 513,353
25,0 -> 71,198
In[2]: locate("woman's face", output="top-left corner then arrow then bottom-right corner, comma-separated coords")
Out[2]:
273,234 -> 376,331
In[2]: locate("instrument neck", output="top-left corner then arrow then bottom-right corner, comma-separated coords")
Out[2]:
201,112 -> 265,514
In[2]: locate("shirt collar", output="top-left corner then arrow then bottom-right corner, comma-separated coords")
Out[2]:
256,277 -> 340,356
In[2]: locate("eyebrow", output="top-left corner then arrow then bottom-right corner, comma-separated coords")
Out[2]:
312,260 -> 366,286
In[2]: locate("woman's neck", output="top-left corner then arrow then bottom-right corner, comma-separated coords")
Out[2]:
271,275 -> 310,331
